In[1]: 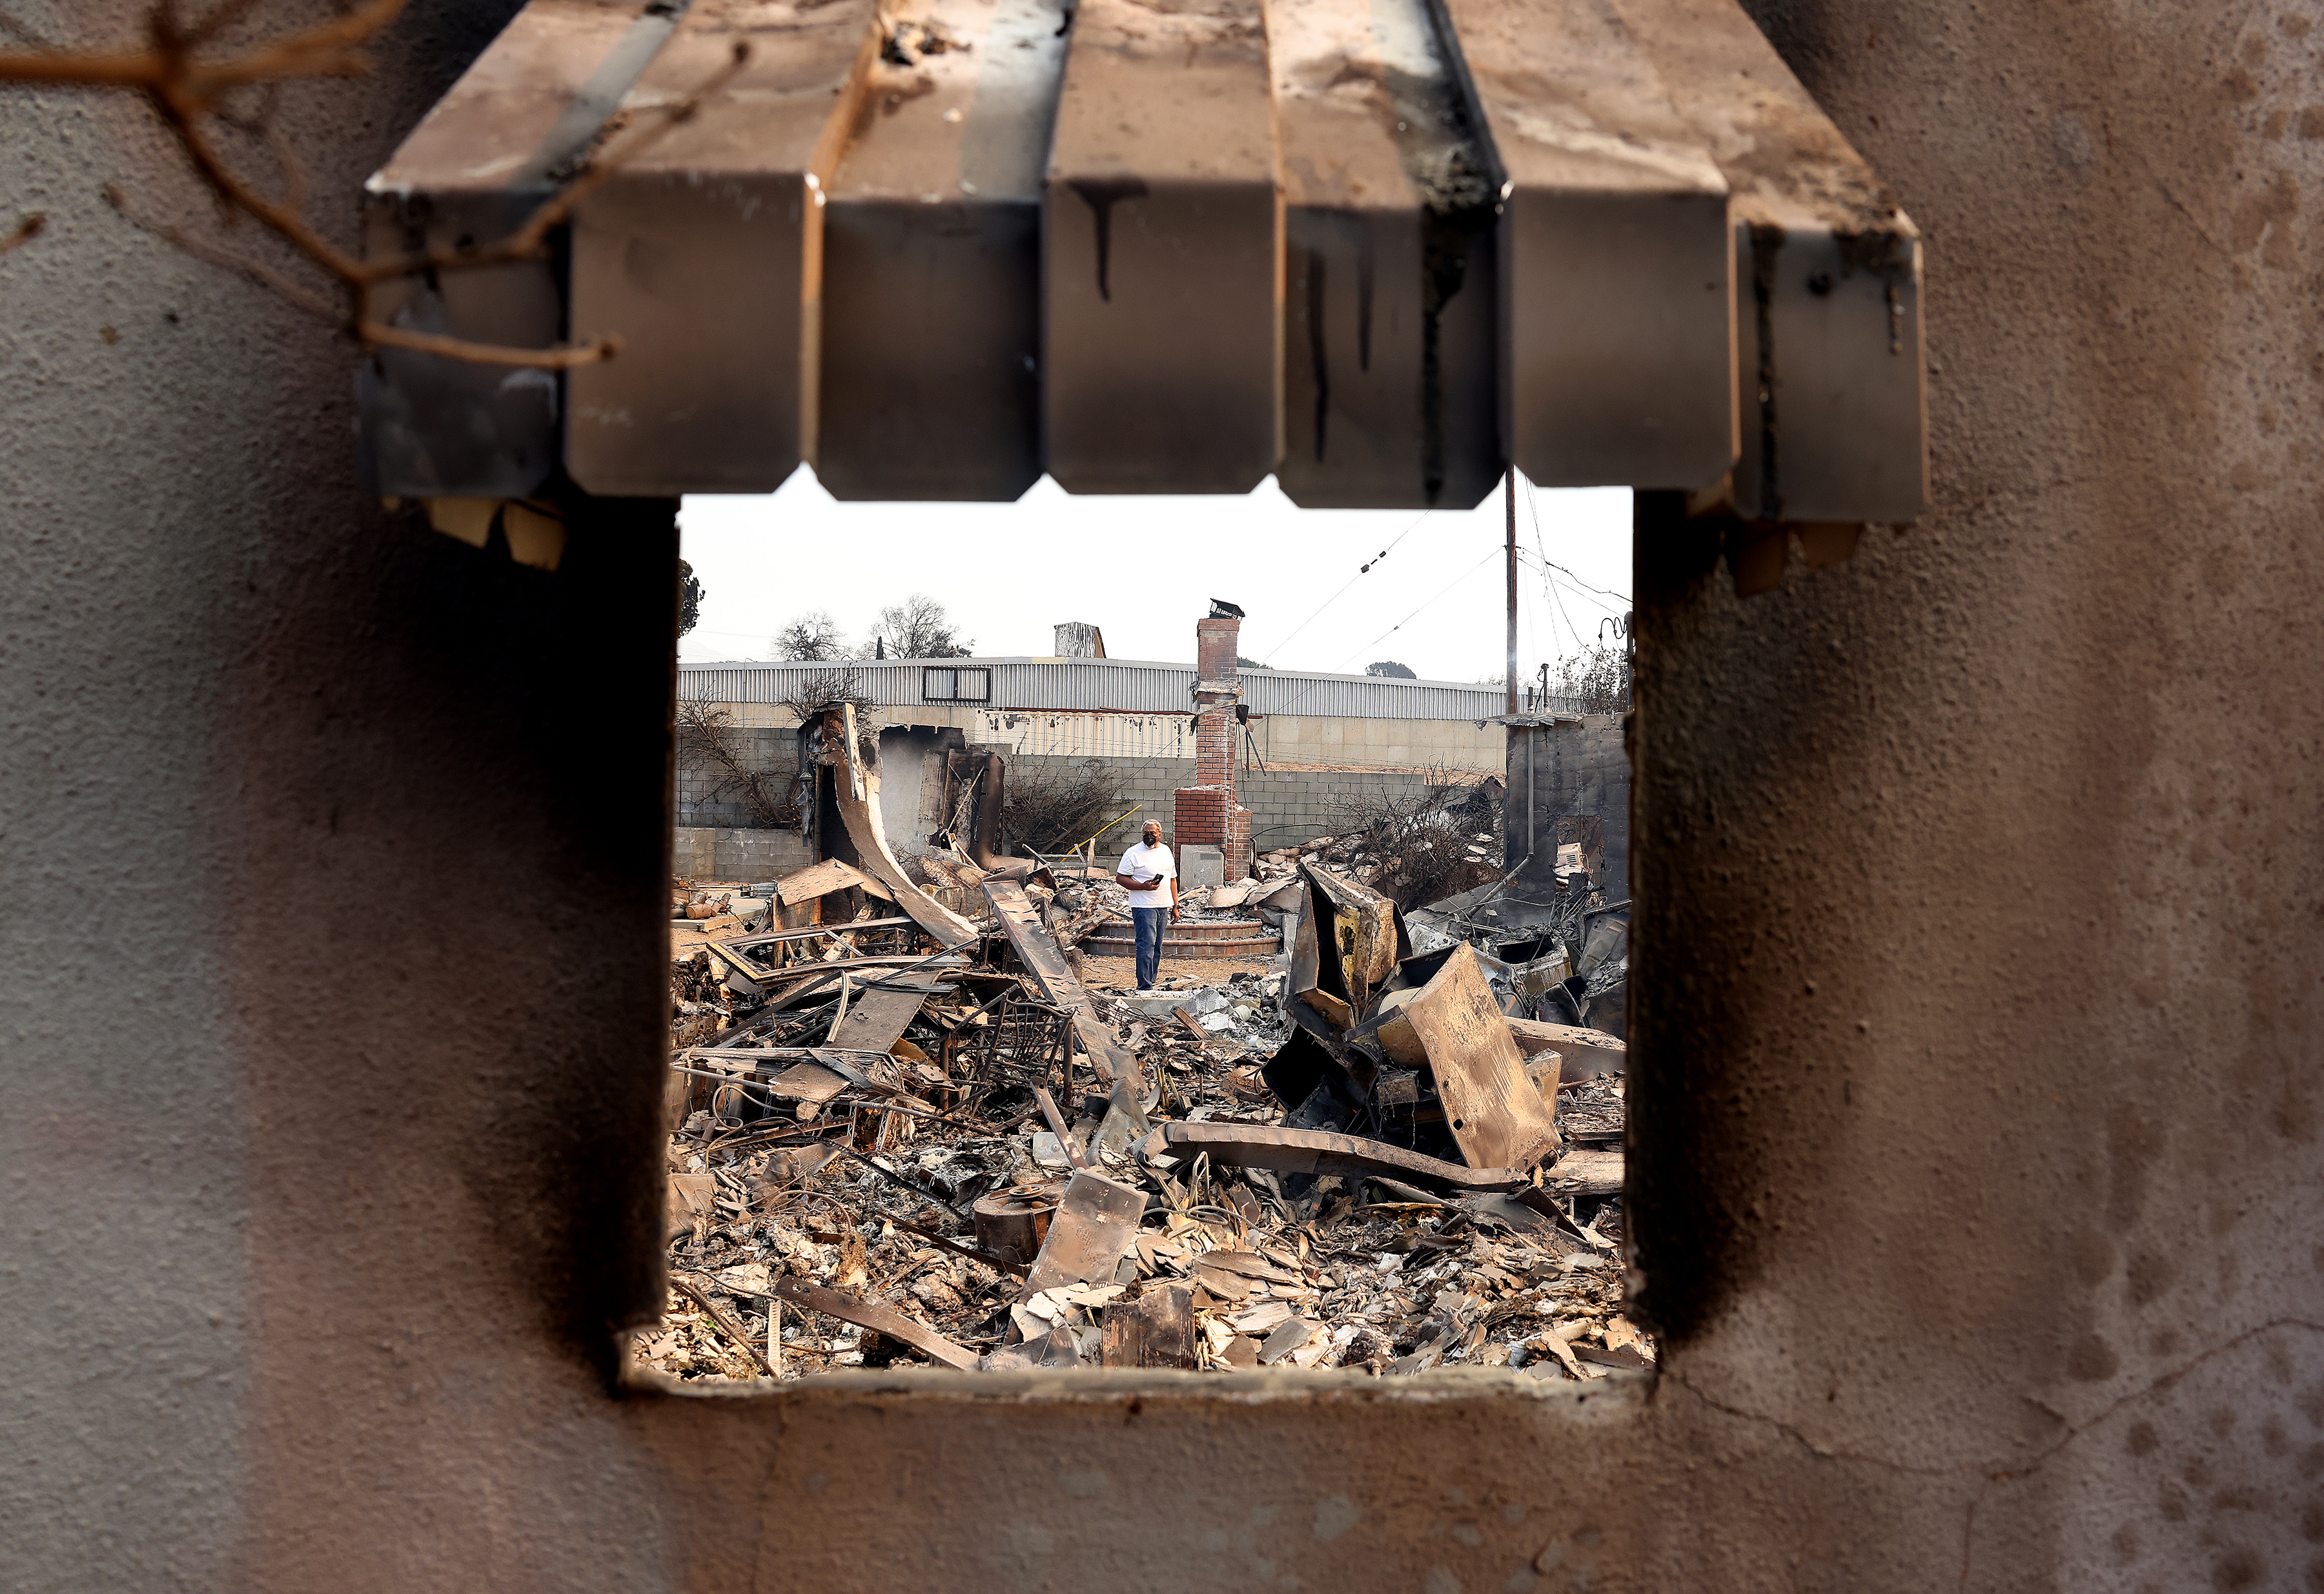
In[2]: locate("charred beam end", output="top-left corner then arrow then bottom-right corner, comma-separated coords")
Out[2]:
1139,1121 -> 1531,1194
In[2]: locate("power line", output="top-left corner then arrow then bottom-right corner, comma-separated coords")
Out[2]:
1265,544 -> 1504,718
1519,476 -> 1631,604
1255,507 -> 1435,664
1341,546 -> 1503,664
1514,550 -> 1623,628
1518,478 -> 1585,654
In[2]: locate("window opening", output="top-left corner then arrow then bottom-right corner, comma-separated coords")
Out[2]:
922,666 -> 991,704
652,480 -> 1641,1387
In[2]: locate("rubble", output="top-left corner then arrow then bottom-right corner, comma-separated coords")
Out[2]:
640,715 -> 1642,1384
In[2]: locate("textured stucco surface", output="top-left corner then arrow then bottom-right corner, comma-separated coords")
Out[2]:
2,1 -> 2321,1591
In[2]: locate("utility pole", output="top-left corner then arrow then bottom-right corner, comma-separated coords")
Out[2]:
1504,466 -> 1518,717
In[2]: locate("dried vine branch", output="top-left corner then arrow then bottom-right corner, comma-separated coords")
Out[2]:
0,0 -> 751,369
678,698 -> 802,830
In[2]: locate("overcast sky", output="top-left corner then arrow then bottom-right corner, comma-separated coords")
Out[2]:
677,468 -> 1632,684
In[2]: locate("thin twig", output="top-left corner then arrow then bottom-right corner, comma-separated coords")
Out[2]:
361,320 -> 620,369
103,181 -> 336,318
0,0 -> 405,96
0,5 -> 747,369
156,101 -> 358,277
351,39 -> 752,287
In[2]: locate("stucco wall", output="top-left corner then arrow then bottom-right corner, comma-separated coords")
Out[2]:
2,2 -> 2319,1592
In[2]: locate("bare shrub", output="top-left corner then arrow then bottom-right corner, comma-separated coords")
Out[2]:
677,698 -> 798,828
1003,759 -> 1127,855
1553,640 -> 1631,714
779,669 -> 874,722
1323,770 -> 1503,908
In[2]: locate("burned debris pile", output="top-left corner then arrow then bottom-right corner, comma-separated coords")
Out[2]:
643,706 -> 1638,1384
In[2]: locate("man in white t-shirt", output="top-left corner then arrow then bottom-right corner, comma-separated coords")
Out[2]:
1114,819 -> 1179,990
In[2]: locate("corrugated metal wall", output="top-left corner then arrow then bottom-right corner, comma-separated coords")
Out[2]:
678,658 -> 1589,722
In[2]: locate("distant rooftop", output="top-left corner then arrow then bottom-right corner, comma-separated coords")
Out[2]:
677,656 -> 1587,723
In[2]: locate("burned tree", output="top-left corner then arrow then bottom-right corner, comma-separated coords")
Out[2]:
1552,640 -> 1631,714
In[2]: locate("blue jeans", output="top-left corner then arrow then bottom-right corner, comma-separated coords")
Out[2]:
1132,906 -> 1169,988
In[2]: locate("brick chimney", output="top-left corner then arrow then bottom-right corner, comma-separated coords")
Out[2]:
1172,606 -> 1254,881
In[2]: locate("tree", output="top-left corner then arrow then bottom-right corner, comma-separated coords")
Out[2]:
1236,655 -> 1274,670
867,594 -> 972,659
773,609 -> 848,661
678,561 -> 702,639
1365,660 -> 1416,679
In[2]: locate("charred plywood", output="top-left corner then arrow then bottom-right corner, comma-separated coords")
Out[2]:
1607,0 -> 1924,522
1400,943 -> 1560,1170
360,1 -> 677,498
1436,0 -> 1735,490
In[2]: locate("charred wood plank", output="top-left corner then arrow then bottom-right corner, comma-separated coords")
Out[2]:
981,876 -> 1139,1089
1400,944 -> 1561,1171
1137,1121 -> 1531,1194
772,1276 -> 981,1371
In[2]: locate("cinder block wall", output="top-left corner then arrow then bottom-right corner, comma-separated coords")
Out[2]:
674,724 -> 796,828
1006,754 -> 1487,868
671,827 -> 815,881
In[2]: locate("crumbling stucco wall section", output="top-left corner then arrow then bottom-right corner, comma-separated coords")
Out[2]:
1,1 -> 2319,1591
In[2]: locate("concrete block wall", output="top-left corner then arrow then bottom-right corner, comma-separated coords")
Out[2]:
671,826 -> 815,883
674,724 -> 797,828
1242,768 -> 1498,860
1008,755 -> 1492,870
1008,754 -> 1196,859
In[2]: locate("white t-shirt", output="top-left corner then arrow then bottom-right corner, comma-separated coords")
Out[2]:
1117,841 -> 1176,906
